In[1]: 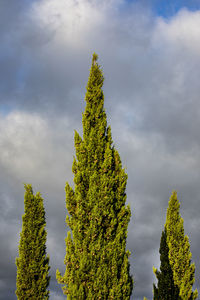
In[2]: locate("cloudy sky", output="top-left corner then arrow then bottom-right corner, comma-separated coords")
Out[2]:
1,0 -> 200,299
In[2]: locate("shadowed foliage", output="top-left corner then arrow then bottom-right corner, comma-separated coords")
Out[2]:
153,228 -> 180,299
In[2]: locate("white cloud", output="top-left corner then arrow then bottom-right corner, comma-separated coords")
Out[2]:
154,9 -> 200,55
30,0 -> 121,51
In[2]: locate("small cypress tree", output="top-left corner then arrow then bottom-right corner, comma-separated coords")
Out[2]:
16,184 -> 50,299
153,228 -> 180,299
57,54 -> 133,299
165,191 -> 198,300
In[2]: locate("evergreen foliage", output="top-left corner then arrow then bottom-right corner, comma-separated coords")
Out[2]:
165,191 -> 198,300
153,228 -> 180,299
57,54 -> 133,299
16,184 -> 50,299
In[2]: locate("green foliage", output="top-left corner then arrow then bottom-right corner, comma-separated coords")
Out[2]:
16,184 -> 50,300
153,228 -> 180,299
57,54 -> 133,299
165,191 -> 198,300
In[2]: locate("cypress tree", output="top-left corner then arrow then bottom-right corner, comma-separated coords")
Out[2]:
165,191 -> 198,300
153,228 -> 180,299
16,184 -> 50,299
57,53 -> 133,299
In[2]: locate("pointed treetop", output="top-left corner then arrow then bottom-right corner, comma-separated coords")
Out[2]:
24,183 -> 33,193
165,191 -> 198,299
57,53 -> 133,299
92,52 -> 98,66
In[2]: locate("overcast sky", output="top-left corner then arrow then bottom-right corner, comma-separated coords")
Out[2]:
1,0 -> 200,299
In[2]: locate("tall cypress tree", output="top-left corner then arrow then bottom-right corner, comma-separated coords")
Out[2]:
165,191 -> 198,300
153,228 -> 180,299
57,54 -> 133,299
16,184 -> 50,299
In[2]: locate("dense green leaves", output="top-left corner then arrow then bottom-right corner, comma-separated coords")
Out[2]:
165,191 -> 198,300
57,54 -> 133,299
154,191 -> 198,300
16,184 -> 50,300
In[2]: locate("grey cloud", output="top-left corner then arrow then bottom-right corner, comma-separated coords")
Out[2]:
0,112 -> 75,299
110,120 -> 200,298
1,1 -> 200,299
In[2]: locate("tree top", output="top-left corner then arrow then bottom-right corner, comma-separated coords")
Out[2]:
92,52 -> 98,66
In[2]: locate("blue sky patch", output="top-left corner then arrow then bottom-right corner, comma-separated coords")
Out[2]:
125,0 -> 200,17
